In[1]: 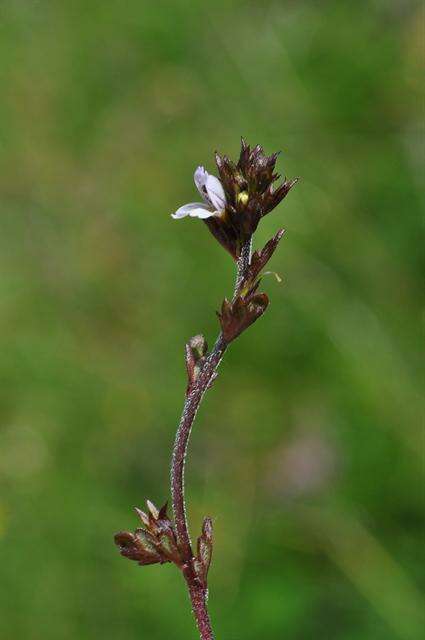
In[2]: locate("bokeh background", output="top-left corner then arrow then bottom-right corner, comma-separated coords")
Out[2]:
0,1 -> 423,638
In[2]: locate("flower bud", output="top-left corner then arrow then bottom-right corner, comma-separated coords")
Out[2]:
114,501 -> 183,568
185,334 -> 208,393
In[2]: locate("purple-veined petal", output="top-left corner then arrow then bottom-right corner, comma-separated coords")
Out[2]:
171,202 -> 209,219
205,174 -> 226,211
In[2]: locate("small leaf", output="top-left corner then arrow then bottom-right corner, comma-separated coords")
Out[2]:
195,517 -> 213,586
158,531 -> 182,565
134,507 -> 150,527
218,293 -> 269,343
158,532 -> 175,556
114,530 -> 163,565
114,531 -> 135,549
202,517 -> 213,541
158,502 -> 169,521
246,229 -> 285,285
146,500 -> 159,520
199,536 -> 212,569
135,528 -> 160,555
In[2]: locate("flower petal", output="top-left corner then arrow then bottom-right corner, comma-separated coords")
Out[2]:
205,174 -> 226,211
189,207 -> 216,219
194,166 -> 226,211
194,166 -> 208,196
171,202 -> 209,219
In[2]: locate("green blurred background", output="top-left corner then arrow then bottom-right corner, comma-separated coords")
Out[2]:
0,1 -> 423,638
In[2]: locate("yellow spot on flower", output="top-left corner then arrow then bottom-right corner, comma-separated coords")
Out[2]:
237,191 -> 249,206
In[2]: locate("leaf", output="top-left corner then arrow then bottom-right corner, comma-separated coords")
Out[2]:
114,530 -> 163,565
158,502 -> 169,521
135,528 -> 160,555
134,507 -> 150,527
195,517 -> 213,586
247,228 -> 285,285
217,293 -> 269,342
146,499 -> 159,520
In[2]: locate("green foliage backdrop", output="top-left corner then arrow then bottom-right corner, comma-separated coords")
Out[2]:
0,1 -> 423,638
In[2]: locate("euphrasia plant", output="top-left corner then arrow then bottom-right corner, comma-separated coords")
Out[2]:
114,139 -> 298,639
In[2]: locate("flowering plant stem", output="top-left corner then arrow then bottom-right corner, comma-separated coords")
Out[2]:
171,237 -> 252,639
114,140 -> 297,639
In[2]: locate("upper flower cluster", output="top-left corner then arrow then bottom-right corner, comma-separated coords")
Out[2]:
172,139 -> 298,258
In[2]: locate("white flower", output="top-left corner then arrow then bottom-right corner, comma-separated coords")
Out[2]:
172,166 -> 227,220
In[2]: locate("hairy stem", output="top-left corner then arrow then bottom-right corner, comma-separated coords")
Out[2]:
171,238 -> 252,639
234,236 -> 252,294
171,332 -> 227,561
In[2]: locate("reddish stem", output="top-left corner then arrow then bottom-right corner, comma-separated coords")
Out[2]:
170,239 -> 252,639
